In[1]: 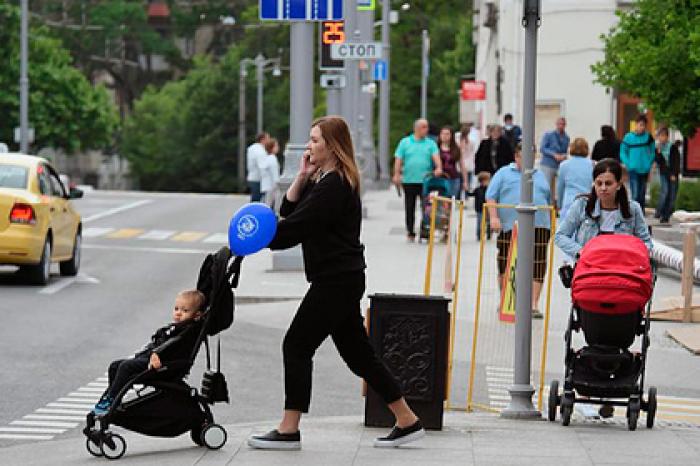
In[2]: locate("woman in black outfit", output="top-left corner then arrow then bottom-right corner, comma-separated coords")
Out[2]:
591,125 -> 620,161
474,125 -> 514,175
248,116 -> 424,451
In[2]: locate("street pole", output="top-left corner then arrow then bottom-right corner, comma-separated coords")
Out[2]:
272,21 -> 313,271
341,0 -> 359,137
19,0 -> 29,153
420,29 -> 429,120
358,4 -> 376,183
256,53 -> 264,134
238,63 -> 247,192
378,0 -> 391,184
502,0 -> 541,420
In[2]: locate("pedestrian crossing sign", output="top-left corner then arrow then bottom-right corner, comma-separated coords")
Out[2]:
499,223 -> 517,323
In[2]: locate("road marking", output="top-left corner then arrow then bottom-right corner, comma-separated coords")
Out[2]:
23,415 -> 85,422
46,403 -> 92,410
203,233 -> 229,244
55,398 -> 95,405
38,273 -> 100,295
0,427 -> 65,434
83,244 -> 210,255
11,420 -> 78,428
67,392 -> 100,399
107,228 -> 144,239
35,408 -> 87,415
82,200 -> 152,223
171,231 -> 208,242
0,434 -> 54,440
137,230 -> 176,240
82,227 -> 115,238
77,387 -> 106,393
87,382 -> 108,388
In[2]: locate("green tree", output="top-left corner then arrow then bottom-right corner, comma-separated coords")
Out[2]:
592,0 -> 700,136
0,2 -> 118,153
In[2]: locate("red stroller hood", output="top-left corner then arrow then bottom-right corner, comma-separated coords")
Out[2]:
572,235 -> 653,314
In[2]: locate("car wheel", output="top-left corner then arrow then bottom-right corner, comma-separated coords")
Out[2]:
28,239 -> 51,286
60,231 -> 81,276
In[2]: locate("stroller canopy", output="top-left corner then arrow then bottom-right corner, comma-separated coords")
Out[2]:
572,234 -> 653,315
196,246 -> 241,336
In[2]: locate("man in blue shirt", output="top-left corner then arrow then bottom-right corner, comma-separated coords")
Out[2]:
392,119 -> 443,241
486,144 -> 552,318
620,114 -> 655,210
539,117 -> 570,208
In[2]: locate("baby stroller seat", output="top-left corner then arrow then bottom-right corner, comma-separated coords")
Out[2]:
419,176 -> 453,241
547,235 -> 657,431
83,247 -> 242,459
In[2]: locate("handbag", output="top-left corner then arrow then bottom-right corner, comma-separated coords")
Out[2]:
201,336 -> 229,404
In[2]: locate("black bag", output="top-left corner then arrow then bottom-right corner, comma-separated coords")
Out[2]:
559,263 -> 574,288
201,337 -> 229,404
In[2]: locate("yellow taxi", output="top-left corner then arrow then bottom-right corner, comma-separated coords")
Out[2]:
0,153 -> 83,285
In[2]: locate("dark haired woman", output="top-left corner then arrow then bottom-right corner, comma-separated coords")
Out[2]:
591,125 -> 620,162
247,116 -> 424,451
438,126 -> 467,198
555,158 -> 652,260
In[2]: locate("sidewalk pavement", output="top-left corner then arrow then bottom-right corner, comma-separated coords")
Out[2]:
2,412 -> 700,465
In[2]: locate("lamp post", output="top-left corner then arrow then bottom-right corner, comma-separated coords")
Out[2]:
19,0 -> 29,153
238,54 -> 281,191
401,3 -> 429,120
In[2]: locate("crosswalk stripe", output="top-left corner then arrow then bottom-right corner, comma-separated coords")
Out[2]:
171,231 -> 207,242
0,434 -> 54,440
137,230 -> 176,240
23,415 -> 85,422
56,398 -> 95,405
46,403 -> 92,410
106,228 -> 144,239
77,387 -> 105,393
11,420 -> 78,428
0,427 -> 65,434
658,396 -> 700,407
87,382 -> 108,388
82,227 -> 115,238
203,233 -> 229,244
35,408 -> 87,416
67,392 -> 100,399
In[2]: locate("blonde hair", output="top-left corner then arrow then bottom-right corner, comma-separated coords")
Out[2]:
264,137 -> 278,153
311,116 -> 361,191
178,289 -> 206,312
569,137 -> 589,156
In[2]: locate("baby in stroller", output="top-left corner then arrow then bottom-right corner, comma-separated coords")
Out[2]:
93,289 -> 206,416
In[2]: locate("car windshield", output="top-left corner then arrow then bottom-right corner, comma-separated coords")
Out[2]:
0,164 -> 28,189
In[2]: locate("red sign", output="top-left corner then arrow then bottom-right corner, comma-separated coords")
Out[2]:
461,80 -> 486,101
684,129 -> 700,176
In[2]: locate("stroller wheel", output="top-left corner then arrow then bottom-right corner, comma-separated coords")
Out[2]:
100,432 -> 126,460
561,393 -> 574,427
202,424 -> 227,450
85,436 -> 103,457
627,399 -> 640,431
548,380 -> 560,422
646,387 -> 657,429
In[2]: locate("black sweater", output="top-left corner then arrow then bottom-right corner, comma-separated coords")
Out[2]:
591,138 -> 621,162
474,137 -> 514,175
268,171 -> 366,282
136,319 -> 202,363
655,144 -> 681,177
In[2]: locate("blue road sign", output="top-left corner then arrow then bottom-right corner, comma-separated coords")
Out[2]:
373,60 -> 387,81
260,0 -> 344,21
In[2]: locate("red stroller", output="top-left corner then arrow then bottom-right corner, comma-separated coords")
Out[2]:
548,234 -> 657,430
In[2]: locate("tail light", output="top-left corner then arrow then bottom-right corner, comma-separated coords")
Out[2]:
9,203 -> 36,225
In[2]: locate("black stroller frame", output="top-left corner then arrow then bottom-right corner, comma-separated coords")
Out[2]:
548,262 -> 658,431
83,250 -> 242,459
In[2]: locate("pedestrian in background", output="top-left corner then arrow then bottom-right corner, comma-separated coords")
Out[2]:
458,123 -> 477,193
487,143 -> 552,318
261,137 -> 281,209
438,126 -> 467,198
592,125 -> 620,162
557,138 -> 594,219
246,132 -> 269,202
472,171 -> 491,241
474,124 -> 514,176
654,127 -> 681,224
250,116 -> 425,451
392,119 -> 443,241
620,114 -> 655,210
502,113 -> 522,151
539,117 -> 570,208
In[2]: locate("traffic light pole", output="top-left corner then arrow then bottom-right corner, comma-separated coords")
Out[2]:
502,0 -> 541,420
378,0 -> 391,184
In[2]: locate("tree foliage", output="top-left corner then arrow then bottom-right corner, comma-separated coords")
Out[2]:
0,2 -> 118,153
592,0 -> 700,136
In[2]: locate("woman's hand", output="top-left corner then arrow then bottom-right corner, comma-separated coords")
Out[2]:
490,216 -> 502,233
149,353 -> 162,370
298,149 -> 316,179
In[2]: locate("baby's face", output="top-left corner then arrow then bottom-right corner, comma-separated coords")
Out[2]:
172,296 -> 201,323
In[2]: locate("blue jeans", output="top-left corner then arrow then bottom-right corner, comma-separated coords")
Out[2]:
449,178 -> 462,199
656,174 -> 678,221
628,172 -> 648,211
248,181 -> 262,202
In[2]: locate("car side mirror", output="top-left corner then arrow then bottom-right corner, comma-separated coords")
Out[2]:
68,188 -> 83,199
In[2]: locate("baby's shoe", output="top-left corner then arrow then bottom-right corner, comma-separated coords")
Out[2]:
93,396 -> 113,416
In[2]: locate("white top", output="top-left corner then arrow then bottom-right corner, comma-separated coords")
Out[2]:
246,143 -> 267,182
599,209 -> 618,232
260,154 -> 280,193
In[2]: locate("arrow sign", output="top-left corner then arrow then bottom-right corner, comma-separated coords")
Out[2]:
373,60 -> 387,81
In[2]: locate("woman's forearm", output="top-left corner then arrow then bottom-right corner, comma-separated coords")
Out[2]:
285,173 -> 309,203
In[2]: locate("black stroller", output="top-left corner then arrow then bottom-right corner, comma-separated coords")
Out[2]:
83,247 -> 242,459
547,234 -> 657,431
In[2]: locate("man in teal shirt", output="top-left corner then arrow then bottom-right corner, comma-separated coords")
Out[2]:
392,119 -> 443,241
620,114 -> 655,210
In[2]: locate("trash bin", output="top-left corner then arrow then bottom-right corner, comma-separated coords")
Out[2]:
364,293 -> 450,430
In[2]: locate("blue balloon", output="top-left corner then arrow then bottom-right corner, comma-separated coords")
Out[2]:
228,203 -> 278,256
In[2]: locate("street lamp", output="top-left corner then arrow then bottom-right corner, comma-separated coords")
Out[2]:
401,3 -> 429,120
237,54 -> 282,191
19,0 -> 29,153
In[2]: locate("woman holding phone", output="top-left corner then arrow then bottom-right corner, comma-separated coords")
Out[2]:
247,116 -> 424,450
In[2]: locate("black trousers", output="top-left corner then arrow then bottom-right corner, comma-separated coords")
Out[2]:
282,272 -> 403,413
402,183 -> 423,236
106,357 -> 149,399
